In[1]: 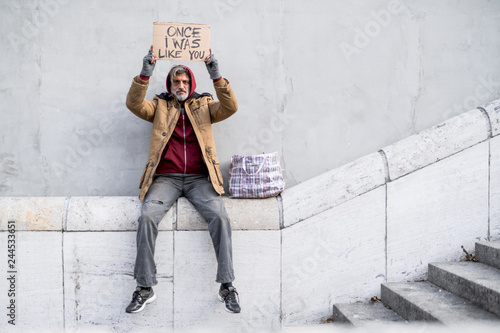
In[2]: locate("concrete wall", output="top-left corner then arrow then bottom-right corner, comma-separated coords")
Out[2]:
0,99 -> 498,331
1,0 -> 500,197
0,196 -> 282,332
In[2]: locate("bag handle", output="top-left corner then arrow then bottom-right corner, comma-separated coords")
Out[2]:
242,156 -> 267,175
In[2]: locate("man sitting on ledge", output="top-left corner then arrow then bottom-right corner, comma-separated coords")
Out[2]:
124,45 -> 240,314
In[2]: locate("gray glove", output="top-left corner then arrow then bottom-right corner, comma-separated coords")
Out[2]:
205,53 -> 221,80
140,49 -> 156,77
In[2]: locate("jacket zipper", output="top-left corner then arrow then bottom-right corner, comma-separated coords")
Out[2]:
182,111 -> 187,174
154,106 -> 179,171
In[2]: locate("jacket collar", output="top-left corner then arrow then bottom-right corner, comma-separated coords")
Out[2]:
156,91 -> 212,102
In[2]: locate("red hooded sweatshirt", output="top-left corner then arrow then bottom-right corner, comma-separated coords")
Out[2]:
155,66 -> 208,175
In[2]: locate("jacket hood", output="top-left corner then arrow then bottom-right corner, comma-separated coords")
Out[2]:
166,65 -> 197,100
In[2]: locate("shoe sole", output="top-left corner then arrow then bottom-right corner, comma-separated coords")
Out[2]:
126,293 -> 157,313
218,294 -> 241,314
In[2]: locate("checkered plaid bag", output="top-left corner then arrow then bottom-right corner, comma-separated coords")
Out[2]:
229,152 -> 285,198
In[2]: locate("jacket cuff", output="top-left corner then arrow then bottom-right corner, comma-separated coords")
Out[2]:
140,74 -> 150,81
213,77 -> 229,88
134,75 -> 150,86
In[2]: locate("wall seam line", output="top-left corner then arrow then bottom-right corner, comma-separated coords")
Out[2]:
384,184 -> 388,283
279,0 -> 285,323
62,229 -> 66,330
378,149 -> 391,183
488,139 -> 491,241
478,106 -> 493,241
279,221 -> 283,327
277,195 -> 284,229
477,106 -> 493,139
172,200 -> 177,329
61,197 -> 70,330
63,197 -> 70,232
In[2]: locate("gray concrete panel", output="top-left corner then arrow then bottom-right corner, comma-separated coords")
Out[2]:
63,231 -> 174,332
173,230 -> 281,332
387,143 -> 489,282
0,232 -> 64,330
282,187 -> 386,325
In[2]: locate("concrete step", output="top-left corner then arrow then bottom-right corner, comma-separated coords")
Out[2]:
381,281 -> 500,324
283,323 -> 500,332
428,261 -> 500,316
476,241 -> 500,269
332,302 -> 407,326
282,324 -> 338,332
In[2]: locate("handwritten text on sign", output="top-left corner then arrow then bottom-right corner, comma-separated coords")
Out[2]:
153,22 -> 210,61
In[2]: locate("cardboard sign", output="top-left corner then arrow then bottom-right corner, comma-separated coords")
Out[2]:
153,22 -> 210,61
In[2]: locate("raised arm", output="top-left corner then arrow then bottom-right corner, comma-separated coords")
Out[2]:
204,51 -> 238,123
125,45 -> 158,123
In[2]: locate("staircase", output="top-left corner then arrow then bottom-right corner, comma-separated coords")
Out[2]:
332,241 -> 500,326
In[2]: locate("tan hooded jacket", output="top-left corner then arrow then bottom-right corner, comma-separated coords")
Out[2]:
126,74 -> 238,200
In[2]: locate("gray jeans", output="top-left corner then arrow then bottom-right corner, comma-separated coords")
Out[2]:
134,174 -> 235,287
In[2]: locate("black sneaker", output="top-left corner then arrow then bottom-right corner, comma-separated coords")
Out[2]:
125,287 -> 157,313
218,286 -> 241,313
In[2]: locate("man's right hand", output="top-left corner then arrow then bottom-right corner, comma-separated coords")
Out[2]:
140,45 -> 157,77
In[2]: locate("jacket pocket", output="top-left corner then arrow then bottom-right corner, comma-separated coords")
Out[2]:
212,160 -> 224,185
190,106 -> 206,127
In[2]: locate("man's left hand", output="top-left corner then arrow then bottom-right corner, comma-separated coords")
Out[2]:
205,49 -> 221,80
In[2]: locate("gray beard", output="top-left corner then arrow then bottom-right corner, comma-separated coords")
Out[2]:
175,90 -> 188,101
176,94 -> 188,102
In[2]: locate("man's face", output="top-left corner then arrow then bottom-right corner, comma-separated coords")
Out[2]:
172,73 -> 190,102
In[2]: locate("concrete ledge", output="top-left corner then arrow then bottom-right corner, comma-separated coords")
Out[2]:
0,197 -> 66,231
282,152 -> 386,227
381,108 -> 490,181
0,196 -> 280,231
66,196 -> 173,231
177,196 -> 280,230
